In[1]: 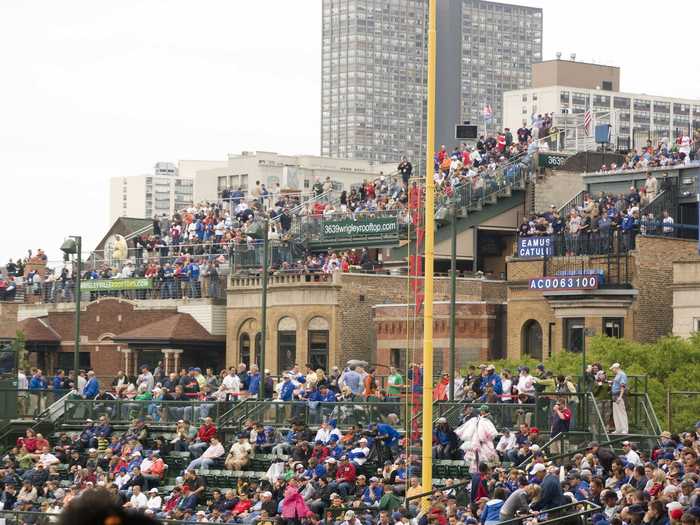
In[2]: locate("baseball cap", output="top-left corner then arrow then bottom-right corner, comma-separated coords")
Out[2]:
530,463 -> 546,475
149,488 -> 159,494
610,362 -> 621,370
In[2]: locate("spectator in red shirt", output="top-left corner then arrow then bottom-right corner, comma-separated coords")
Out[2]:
188,417 -> 217,458
335,455 -> 356,498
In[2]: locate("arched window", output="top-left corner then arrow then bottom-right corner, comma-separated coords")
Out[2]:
522,320 -> 543,360
277,317 -> 297,372
308,317 -> 330,372
239,333 -> 251,368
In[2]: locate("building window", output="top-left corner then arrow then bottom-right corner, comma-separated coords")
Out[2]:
278,332 -> 296,373
308,331 -> 329,371
694,318 -> 700,333
390,348 -> 404,370
254,333 -> 262,370
58,352 -> 91,371
603,318 -> 624,338
601,80 -> 613,91
564,318 -> 585,353
277,316 -> 297,373
521,320 -> 543,360
239,333 -> 251,368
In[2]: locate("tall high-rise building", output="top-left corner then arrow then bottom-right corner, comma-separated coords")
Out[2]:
321,0 -> 542,168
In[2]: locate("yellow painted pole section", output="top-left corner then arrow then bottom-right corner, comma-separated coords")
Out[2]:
421,0 -> 436,504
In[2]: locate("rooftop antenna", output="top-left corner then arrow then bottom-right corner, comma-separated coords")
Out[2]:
570,53 -> 576,61
555,51 -> 562,59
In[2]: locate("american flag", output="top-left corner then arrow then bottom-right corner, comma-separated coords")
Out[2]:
483,104 -> 493,121
583,110 -> 592,136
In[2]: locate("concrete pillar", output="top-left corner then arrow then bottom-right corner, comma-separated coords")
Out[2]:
161,349 -> 183,375
122,348 -> 133,378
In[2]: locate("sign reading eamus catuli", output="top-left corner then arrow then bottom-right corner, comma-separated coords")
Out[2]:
517,236 -> 553,258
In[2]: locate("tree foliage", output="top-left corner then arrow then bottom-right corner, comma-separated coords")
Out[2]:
484,335 -> 700,433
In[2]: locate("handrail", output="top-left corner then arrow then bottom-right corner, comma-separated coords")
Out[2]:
586,391 -> 611,443
557,189 -> 586,216
499,500 -> 601,525
405,479 -> 471,502
642,393 -> 663,436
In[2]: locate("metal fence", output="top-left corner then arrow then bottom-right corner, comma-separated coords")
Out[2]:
11,274 -> 229,305
666,391 -> 700,434
63,399 -> 237,425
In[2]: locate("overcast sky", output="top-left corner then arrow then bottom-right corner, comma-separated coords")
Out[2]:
1,0 -> 698,263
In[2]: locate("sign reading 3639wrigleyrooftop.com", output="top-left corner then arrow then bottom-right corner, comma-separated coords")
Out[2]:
517,236 -> 553,258
528,275 -> 600,291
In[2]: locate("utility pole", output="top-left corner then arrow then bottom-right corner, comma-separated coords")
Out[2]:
448,203 -> 457,401
259,220 -> 269,398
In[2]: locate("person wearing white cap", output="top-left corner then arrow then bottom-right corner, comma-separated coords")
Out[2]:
609,363 -> 628,434
146,488 -> 162,510
349,437 -> 370,466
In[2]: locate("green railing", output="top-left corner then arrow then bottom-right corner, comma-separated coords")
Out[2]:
499,500 -> 601,525
0,511 -> 214,525
6,389 -> 65,419
63,399 -> 237,425
666,391 -> 700,434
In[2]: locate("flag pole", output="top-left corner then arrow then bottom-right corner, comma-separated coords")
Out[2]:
421,0 -> 436,507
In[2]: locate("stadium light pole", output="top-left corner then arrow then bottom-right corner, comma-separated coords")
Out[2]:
421,0 -> 437,504
60,236 -> 82,380
448,202 -> 457,401
259,220 -> 269,398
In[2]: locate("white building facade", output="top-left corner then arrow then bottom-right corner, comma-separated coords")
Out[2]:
109,162 -> 197,223
503,85 -> 700,149
193,151 -> 394,203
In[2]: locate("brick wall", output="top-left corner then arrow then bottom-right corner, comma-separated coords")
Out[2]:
633,236 -> 699,342
337,274 -> 506,365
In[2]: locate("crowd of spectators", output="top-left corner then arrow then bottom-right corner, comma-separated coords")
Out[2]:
597,134 -> 698,174
430,131 -> 536,207
517,175 -> 679,256
5,358 -> 700,525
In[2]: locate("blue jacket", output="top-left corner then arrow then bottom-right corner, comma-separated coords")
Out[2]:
83,378 -> 100,399
531,474 -> 567,511
279,381 -> 295,401
28,376 -> 47,390
376,423 -> 401,448
52,376 -> 64,390
248,373 -> 261,396
481,373 -> 503,395
480,500 -> 505,524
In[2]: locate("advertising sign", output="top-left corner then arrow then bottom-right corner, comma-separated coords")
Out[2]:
82,278 -> 153,291
528,275 -> 600,291
322,217 -> 398,239
517,236 -> 553,258
538,153 -> 568,169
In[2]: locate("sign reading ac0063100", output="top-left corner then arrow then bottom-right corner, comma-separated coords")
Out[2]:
528,275 -> 600,291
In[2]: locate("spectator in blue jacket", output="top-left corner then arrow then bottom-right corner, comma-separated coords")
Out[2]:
362,477 -> 384,507
28,370 -> 47,391
248,365 -> 261,398
279,375 -> 295,401
83,371 -> 100,399
481,365 -> 503,395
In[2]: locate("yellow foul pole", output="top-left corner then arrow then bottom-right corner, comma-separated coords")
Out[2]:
421,0 -> 436,501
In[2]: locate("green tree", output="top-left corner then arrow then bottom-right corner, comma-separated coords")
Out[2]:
485,335 -> 700,434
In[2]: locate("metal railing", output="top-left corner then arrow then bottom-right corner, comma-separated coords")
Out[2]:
436,154 -> 531,214
499,500 -> 601,525
12,274 -> 229,305
666,391 -> 700,434
63,399 -> 237,425
533,232 -> 632,287
0,511 -> 216,525
557,189 -> 586,218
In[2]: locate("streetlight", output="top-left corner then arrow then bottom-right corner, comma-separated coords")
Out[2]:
60,236 -> 82,381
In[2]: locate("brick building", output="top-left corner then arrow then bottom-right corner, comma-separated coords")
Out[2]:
506,236 -> 699,359
7,297 -> 225,380
226,272 -> 507,373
